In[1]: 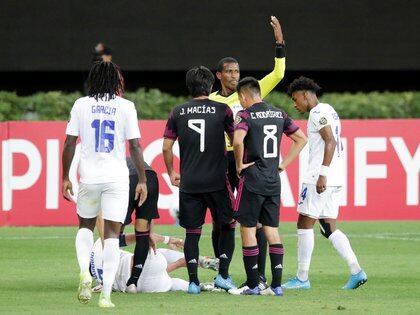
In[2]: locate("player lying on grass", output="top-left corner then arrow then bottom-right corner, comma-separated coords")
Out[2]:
229,77 -> 307,296
89,235 -> 219,293
282,77 -> 367,290
209,16 -> 286,289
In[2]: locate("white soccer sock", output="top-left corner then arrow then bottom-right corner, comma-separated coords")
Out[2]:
75,228 -> 94,274
102,238 -> 120,297
296,229 -> 314,281
329,230 -> 361,275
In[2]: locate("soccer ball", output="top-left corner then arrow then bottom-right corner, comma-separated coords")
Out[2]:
168,197 -> 180,220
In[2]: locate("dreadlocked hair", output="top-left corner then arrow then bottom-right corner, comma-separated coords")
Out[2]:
87,61 -> 123,101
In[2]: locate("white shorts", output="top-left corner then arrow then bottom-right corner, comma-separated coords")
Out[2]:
77,181 -> 129,223
297,184 -> 342,219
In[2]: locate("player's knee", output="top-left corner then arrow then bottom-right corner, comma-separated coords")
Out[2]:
319,220 -> 333,238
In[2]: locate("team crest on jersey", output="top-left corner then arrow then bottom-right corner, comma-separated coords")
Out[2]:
234,115 -> 242,125
319,117 -> 327,125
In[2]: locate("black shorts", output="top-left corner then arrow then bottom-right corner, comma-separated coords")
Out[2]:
234,184 -> 280,228
179,186 -> 234,229
124,171 -> 160,225
227,151 -> 239,191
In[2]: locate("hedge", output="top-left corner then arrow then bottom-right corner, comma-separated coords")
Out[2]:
0,89 -> 419,121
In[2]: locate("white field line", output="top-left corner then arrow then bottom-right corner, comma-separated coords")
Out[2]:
1,232 -> 420,241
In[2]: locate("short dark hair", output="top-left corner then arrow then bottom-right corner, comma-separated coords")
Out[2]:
87,61 -> 123,101
287,76 -> 321,96
185,66 -> 215,97
216,57 -> 239,72
236,76 -> 261,96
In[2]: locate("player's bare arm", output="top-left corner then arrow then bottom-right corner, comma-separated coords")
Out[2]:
278,129 -> 307,172
162,138 -> 181,187
317,126 -> 337,194
61,135 -> 77,201
270,15 -> 284,44
128,139 -> 148,206
233,129 -> 255,177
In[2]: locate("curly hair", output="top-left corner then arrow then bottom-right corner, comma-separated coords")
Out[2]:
287,76 -> 321,96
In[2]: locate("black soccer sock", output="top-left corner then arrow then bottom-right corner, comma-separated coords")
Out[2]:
212,226 -> 221,258
126,230 -> 150,286
269,244 -> 284,288
256,227 -> 267,278
185,228 -> 202,286
119,233 -> 128,247
243,246 -> 259,289
218,222 -> 236,278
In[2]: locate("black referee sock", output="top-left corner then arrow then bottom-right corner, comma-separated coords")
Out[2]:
211,228 -> 221,258
256,227 -> 267,278
218,222 -> 236,278
243,246 -> 259,289
119,233 -> 128,247
185,228 -> 202,286
126,230 -> 150,287
269,244 -> 284,288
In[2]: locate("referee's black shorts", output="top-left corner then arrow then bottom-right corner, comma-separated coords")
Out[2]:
124,170 -> 160,225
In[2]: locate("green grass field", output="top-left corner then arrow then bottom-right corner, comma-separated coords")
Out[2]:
1,221 -> 420,314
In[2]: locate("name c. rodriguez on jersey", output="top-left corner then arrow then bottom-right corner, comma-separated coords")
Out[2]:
91,105 -> 117,115
250,110 -> 283,119
179,105 -> 216,115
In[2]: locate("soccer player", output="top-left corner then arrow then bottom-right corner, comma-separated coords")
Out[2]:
209,16 -> 286,285
229,77 -> 307,296
162,66 -> 236,294
62,61 -> 148,307
282,76 -> 367,290
89,236 -> 219,293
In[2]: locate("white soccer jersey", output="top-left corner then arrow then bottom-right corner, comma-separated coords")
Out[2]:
66,96 -> 140,184
304,103 -> 344,187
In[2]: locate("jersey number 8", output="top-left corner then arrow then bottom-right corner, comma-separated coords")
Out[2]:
263,125 -> 278,158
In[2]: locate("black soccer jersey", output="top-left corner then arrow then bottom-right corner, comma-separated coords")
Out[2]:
164,99 -> 234,193
126,157 -> 155,176
235,102 -> 299,196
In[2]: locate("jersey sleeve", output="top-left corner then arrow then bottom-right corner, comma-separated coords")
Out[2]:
309,109 -> 332,131
224,106 -> 234,135
283,112 -> 300,136
125,103 -> 141,140
259,44 -> 286,98
234,110 -> 250,133
163,109 -> 178,140
65,101 -> 80,136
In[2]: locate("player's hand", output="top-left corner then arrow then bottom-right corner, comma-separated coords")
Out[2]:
135,182 -> 148,207
149,235 -> 157,255
236,162 -> 255,178
270,15 -> 284,44
278,163 -> 285,173
169,171 -> 181,187
62,179 -> 74,202
168,237 -> 184,250
316,175 -> 327,194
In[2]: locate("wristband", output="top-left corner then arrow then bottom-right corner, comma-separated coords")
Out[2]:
163,236 -> 170,244
275,43 -> 286,58
319,165 -> 330,177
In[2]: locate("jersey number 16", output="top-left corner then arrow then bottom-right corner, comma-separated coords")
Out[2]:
91,119 -> 115,153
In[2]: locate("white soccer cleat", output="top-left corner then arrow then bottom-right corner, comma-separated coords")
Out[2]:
228,286 -> 248,295
126,284 -> 137,294
77,271 -> 92,304
98,293 -> 115,308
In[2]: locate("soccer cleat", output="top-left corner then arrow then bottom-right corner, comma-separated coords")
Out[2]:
77,271 -> 92,304
126,283 -> 137,294
188,282 -> 201,294
241,286 -> 260,295
199,256 -> 219,271
98,293 -> 115,308
260,286 -> 283,296
342,270 -> 368,289
214,274 -> 236,291
92,283 -> 103,293
228,286 -> 248,295
282,276 -> 311,290
239,275 -> 267,291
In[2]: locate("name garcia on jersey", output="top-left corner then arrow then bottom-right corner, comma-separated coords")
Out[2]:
91,105 -> 117,115
179,105 -> 216,115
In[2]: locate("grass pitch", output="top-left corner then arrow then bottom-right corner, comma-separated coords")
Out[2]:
1,221 -> 419,314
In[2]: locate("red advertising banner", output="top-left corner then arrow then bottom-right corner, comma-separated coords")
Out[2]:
0,119 -> 419,226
